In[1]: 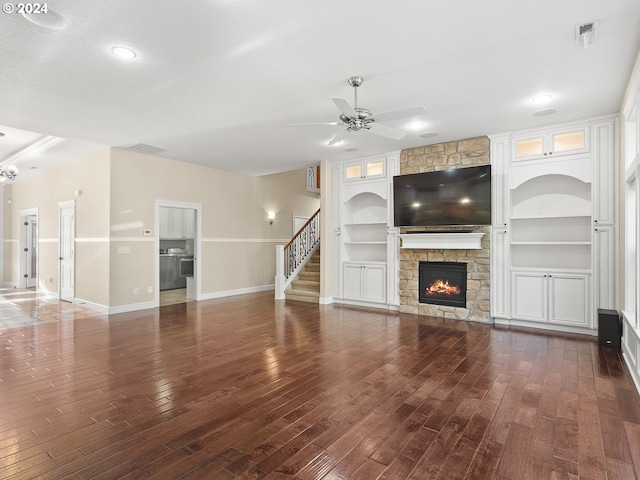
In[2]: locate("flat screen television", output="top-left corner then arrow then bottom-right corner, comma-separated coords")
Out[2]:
393,165 -> 491,227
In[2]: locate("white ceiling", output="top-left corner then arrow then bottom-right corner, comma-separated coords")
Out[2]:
1,0 -> 639,178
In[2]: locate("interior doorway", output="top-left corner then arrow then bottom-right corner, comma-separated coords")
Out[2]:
19,208 -> 38,289
155,200 -> 201,307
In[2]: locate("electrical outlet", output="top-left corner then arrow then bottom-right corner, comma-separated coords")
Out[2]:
133,288 -> 139,295
147,286 -> 153,293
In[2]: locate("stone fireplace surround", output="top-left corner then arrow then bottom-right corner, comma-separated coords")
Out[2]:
398,136 -> 491,322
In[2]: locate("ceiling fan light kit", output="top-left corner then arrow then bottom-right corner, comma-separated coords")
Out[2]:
288,76 -> 426,146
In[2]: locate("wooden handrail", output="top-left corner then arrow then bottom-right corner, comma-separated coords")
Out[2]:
285,208 -> 320,250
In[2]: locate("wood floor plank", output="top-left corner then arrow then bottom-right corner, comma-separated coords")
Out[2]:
0,289 -> 638,479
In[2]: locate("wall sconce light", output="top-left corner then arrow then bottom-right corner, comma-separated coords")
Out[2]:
268,211 -> 275,225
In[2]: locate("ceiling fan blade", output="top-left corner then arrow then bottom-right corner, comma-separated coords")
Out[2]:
328,129 -> 350,146
370,106 -> 426,123
368,123 -> 406,140
331,97 -> 358,118
286,122 -> 341,127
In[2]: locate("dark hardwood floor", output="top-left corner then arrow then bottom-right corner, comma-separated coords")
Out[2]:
1,290 -> 639,479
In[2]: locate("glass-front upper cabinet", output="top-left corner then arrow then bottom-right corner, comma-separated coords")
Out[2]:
344,158 -> 386,181
512,124 -> 590,161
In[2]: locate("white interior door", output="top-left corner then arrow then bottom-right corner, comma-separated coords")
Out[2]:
59,202 -> 75,302
24,215 -> 37,288
293,214 -> 310,235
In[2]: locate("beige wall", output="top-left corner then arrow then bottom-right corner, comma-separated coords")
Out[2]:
3,147 -> 320,310
108,148 -> 320,307
4,149 -> 111,301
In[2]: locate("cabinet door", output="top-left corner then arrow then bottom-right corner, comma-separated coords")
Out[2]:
365,160 -> 385,178
511,271 -> 546,321
169,208 -> 182,238
363,265 -> 386,303
550,127 -> 589,156
594,226 -> 615,309
593,119 -> 616,225
159,207 -> 171,238
344,163 -> 363,180
513,134 -> 546,160
183,209 -> 195,238
491,229 -> 509,318
343,264 -> 363,300
548,273 -> 589,326
490,134 -> 509,227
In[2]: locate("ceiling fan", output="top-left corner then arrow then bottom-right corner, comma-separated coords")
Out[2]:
288,76 -> 427,146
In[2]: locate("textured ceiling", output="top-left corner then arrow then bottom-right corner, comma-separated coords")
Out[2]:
1,0 -> 639,178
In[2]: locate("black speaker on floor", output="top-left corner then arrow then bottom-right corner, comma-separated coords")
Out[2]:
598,308 -> 621,347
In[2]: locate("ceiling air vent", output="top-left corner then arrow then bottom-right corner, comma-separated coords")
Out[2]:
576,21 -> 598,48
121,143 -> 168,155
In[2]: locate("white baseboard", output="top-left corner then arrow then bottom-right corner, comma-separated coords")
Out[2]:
108,300 -> 156,315
319,296 -> 334,305
74,298 -> 109,314
493,317 -> 596,336
198,284 -> 274,301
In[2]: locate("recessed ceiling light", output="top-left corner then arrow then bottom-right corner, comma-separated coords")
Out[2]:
408,122 -> 424,131
419,132 -> 438,139
534,108 -> 556,116
345,146 -> 358,152
532,94 -> 553,104
112,46 -> 137,59
23,10 -> 65,29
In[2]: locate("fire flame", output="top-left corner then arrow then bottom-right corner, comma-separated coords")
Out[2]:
426,279 -> 460,296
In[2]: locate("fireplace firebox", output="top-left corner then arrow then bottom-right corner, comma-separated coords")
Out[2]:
419,261 -> 467,307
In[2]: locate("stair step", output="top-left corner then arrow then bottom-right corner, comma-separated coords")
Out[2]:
284,288 -> 319,303
291,280 -> 320,292
298,271 -> 320,280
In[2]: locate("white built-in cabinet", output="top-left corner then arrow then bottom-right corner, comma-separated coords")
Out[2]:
160,207 -> 195,239
342,263 -> 386,303
490,116 -> 617,335
333,153 -> 399,308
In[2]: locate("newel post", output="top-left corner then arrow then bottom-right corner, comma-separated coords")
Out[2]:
274,245 -> 285,299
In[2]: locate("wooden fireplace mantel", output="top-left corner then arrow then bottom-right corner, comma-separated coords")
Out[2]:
398,232 -> 485,250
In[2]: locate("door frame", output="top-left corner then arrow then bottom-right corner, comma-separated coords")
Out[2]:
58,200 -> 75,302
154,200 -> 202,306
18,207 -> 38,289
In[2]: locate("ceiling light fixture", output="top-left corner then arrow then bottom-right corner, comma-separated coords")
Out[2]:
534,108 -> 556,117
419,132 -> 438,139
532,94 -> 553,104
23,9 -> 65,29
408,122 -> 424,131
0,165 -> 19,182
112,46 -> 137,59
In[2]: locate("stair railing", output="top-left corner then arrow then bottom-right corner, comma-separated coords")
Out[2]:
275,208 -> 320,299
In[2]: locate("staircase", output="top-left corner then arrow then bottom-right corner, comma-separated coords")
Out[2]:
284,249 -> 320,303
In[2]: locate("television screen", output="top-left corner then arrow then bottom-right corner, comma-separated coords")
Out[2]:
393,165 -> 491,227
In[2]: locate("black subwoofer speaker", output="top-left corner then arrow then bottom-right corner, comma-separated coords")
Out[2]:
598,308 -> 621,347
